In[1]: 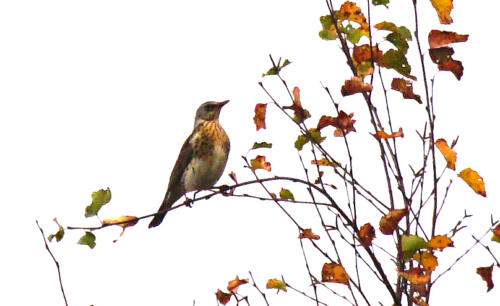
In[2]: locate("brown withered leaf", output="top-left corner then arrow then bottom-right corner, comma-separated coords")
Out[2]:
283,87 -> 311,123
298,228 -> 320,240
435,139 -> 457,170
253,103 -> 267,130
215,289 -> 232,305
379,208 -> 408,235
353,44 -> 383,64
250,155 -> 271,172
428,234 -> 454,251
458,168 -> 486,197
321,262 -> 350,284
358,223 -> 376,247
227,276 -> 249,294
341,77 -> 373,96
373,127 -> 404,139
228,171 -> 238,184
429,47 -> 463,80
391,78 -> 422,104
430,0 -> 454,24
314,171 -> 324,184
317,111 -> 356,136
428,30 -> 468,48
477,265 -> 494,292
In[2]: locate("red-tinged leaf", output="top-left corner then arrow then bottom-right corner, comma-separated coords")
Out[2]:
391,78 -> 422,104
227,276 -> 249,294
298,228 -> 320,240
379,208 -> 408,235
215,289 -> 232,305
284,87 -> 311,123
317,111 -> 356,136
435,139 -> 457,170
428,30 -> 468,48
429,47 -> 463,80
321,262 -> 350,284
341,77 -> 373,96
458,168 -> 486,197
358,223 -> 376,247
250,155 -> 271,172
253,103 -> 267,130
353,44 -> 383,63
477,265 -> 494,292
430,0 -> 454,24
492,224 -> 500,243
373,127 -> 404,139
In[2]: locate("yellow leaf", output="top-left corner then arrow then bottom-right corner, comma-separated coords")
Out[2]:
321,262 -> 350,284
266,279 -> 287,292
435,139 -> 456,170
428,235 -> 454,251
430,0 -> 454,24
413,251 -> 438,272
458,168 -> 486,197
250,155 -> 271,172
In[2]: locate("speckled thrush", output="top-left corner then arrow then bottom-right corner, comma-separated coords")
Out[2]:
148,100 -> 230,228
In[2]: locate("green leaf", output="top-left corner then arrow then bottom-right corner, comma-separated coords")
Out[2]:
381,50 -> 416,80
85,187 -> 112,217
251,142 -> 273,150
294,134 -> 309,151
319,15 -> 338,40
372,0 -> 390,6
262,58 -> 292,76
401,235 -> 428,261
47,218 -> 64,242
279,188 -> 295,201
343,24 -> 363,44
375,22 -> 412,53
308,128 -> 326,144
78,231 -> 96,249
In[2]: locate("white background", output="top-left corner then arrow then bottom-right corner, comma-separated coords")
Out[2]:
1,0 -> 499,305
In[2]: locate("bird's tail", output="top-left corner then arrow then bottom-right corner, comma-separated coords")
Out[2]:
148,191 -> 181,228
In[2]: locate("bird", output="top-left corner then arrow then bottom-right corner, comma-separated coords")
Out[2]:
148,100 -> 230,228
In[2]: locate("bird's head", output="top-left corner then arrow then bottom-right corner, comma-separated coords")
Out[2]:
194,100 -> 229,123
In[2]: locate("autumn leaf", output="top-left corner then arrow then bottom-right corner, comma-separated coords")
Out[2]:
341,77 -> 373,96
428,234 -> 454,251
266,278 -> 287,292
312,157 -> 338,167
477,265 -> 494,292
398,267 -> 430,285
102,216 -> 138,237
317,111 -> 356,136
458,168 -> 486,197
358,223 -> 375,247
253,103 -> 267,130
251,142 -> 272,150
413,251 -> 438,272
319,1 -> 370,43
215,289 -> 232,305
78,231 -> 96,249
250,155 -> 271,172
227,276 -> 249,294
85,187 -> 111,217
380,49 -> 416,80
228,171 -> 238,184
373,127 -> 404,139
353,44 -> 383,63
295,129 -> 326,150
491,224 -> 500,243
430,0 -> 454,24
375,21 -> 412,53
391,78 -> 422,104
429,47 -> 463,80
298,228 -> 320,240
47,218 -> 65,243
372,0 -> 389,6
435,139 -> 457,170
283,87 -> 311,123
402,235 -> 429,260
321,262 -> 350,284
379,208 -> 408,235
428,30 -> 468,48
279,188 -> 295,201
262,58 -> 291,76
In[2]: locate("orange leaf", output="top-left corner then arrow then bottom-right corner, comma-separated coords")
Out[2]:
435,138 -> 457,170
283,86 -> 311,123
428,235 -> 454,251
253,103 -> 267,130
341,77 -> 373,96
321,262 -> 350,284
428,30 -> 468,48
250,155 -> 271,172
477,265 -> 494,292
317,111 -> 356,136
311,157 -> 338,167
429,47 -> 463,80
373,127 -> 404,139
413,251 -> 438,272
298,228 -> 320,240
266,278 -> 287,292
358,223 -> 376,247
227,276 -> 249,294
215,289 -> 232,305
353,44 -> 383,64
379,208 -> 408,235
399,267 -> 430,285
391,78 -> 422,104
458,168 -> 486,197
430,0 -> 454,24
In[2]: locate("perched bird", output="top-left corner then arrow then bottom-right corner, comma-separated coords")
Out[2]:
148,100 -> 230,228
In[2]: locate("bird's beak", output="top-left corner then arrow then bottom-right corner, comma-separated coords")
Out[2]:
218,100 -> 230,107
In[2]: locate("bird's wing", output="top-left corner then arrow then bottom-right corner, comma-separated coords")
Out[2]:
167,131 -> 194,193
